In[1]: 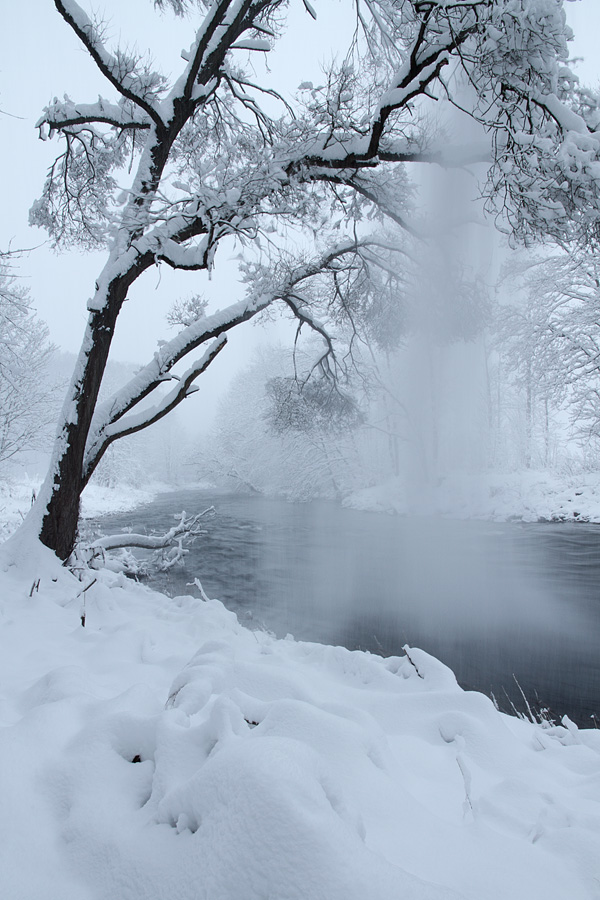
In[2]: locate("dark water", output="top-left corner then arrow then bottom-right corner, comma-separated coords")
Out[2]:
89,490 -> 600,728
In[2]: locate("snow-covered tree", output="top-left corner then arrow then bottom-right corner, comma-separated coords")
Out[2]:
0,254 -> 56,467
194,345 -> 361,498
17,0 -> 600,559
498,248 -> 600,462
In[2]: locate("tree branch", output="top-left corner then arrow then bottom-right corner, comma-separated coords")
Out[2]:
104,336 -> 227,441
86,297 -> 269,462
83,508 -> 216,575
181,0 -> 239,103
54,0 -> 165,129
37,99 -> 150,135
83,336 -> 227,481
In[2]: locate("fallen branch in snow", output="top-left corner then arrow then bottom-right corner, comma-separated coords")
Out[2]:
89,509 -> 212,551
74,508 -> 215,576
403,645 -> 424,679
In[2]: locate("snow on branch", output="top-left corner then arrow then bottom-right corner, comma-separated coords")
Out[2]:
84,237 -> 392,481
89,509 -> 212,552
231,38 -> 271,51
103,336 -> 228,442
152,237 -> 211,270
83,335 -> 228,482
167,0 -> 273,111
289,4 -> 476,171
88,296 -> 271,441
54,0 -> 165,128
37,97 -> 151,137
79,508 -> 216,574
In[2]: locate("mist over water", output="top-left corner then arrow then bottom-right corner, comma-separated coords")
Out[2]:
93,491 -> 600,727
85,206 -> 600,726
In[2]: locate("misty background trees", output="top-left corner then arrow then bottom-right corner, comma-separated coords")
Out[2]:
0,253 -> 56,468
4,239 -> 600,510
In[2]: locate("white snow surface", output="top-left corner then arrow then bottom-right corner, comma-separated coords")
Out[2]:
0,537 -> 599,899
344,469 -> 600,523
0,477 -> 160,541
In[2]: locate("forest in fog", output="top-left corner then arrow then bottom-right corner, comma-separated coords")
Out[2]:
3,239 -> 599,506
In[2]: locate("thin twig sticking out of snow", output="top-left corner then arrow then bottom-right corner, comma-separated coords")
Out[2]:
75,577 -> 97,627
189,577 -> 211,602
513,674 -> 536,723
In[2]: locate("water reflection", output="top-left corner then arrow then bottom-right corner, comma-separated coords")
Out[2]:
89,491 -> 600,727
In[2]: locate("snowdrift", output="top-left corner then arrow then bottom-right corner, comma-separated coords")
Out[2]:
0,546 -> 598,899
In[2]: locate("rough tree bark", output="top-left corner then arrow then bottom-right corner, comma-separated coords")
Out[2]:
39,280 -> 130,558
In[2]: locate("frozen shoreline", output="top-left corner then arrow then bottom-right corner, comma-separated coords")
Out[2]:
5,470 -> 600,542
343,469 -> 600,524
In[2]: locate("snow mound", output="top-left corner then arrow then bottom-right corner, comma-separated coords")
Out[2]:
0,549 -> 598,899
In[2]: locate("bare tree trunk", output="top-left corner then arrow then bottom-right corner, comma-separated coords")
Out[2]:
37,280 -> 128,558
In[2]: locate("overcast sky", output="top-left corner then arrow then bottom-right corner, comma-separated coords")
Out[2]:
1,1 -> 599,371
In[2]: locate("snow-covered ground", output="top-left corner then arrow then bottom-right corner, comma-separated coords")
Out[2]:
345,469 -> 600,523
1,475 -> 599,898
0,540 -> 598,900
0,476 -> 160,541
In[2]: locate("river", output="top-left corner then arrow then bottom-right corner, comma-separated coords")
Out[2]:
88,490 -> 600,728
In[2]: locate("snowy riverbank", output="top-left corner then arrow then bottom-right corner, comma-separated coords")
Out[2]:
5,469 -> 600,539
344,469 -> 600,523
0,476 -> 165,541
0,476 -> 599,896
0,541 -> 598,900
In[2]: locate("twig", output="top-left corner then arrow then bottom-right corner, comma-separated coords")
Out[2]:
189,577 -> 211,602
76,577 -> 97,627
513,674 -> 536,723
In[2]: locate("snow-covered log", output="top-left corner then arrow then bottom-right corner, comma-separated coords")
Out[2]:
79,508 -> 215,575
